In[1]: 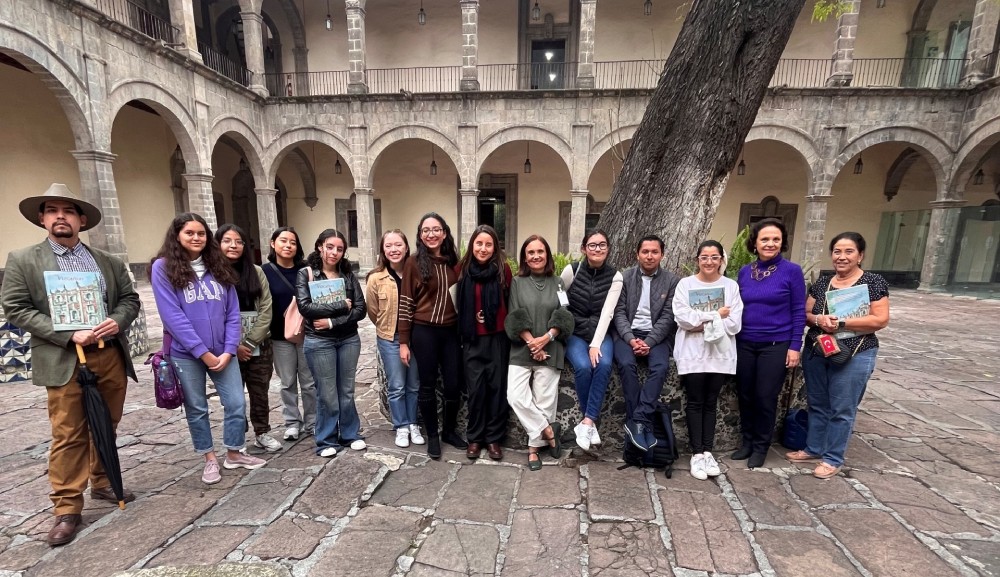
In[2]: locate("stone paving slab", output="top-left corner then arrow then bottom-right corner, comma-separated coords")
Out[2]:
293,455 -> 381,519
308,505 -> 426,577
586,462 -> 654,521
818,508 -> 964,577
370,461 -> 455,510
850,470 -> 988,536
516,465 -> 581,507
244,516 -> 331,560
660,488 -> 755,574
147,526 -> 255,567
941,539 -> 1000,577
436,463 -> 518,524
587,522 -> 673,576
754,528 -> 862,577
502,508 -> 582,577
112,563 -> 291,577
410,522 -> 500,576
789,474 -> 866,508
725,468 -> 813,527
201,469 -> 309,525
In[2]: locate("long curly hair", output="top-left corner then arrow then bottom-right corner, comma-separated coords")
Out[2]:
306,229 -> 353,276
150,213 -> 237,289
215,223 -> 262,302
414,212 -> 458,281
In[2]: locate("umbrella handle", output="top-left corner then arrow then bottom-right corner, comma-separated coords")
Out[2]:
75,343 -> 87,365
99,339 -> 105,349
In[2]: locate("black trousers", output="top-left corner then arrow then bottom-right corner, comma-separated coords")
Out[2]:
463,333 -> 511,444
681,372 -> 727,453
411,323 -> 463,437
735,340 -> 790,454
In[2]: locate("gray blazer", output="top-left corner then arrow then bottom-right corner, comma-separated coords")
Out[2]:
1,240 -> 140,387
613,265 -> 681,348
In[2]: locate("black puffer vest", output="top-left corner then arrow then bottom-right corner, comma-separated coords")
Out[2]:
567,262 -> 617,343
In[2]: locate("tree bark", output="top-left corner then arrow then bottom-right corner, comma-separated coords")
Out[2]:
599,0 -> 806,272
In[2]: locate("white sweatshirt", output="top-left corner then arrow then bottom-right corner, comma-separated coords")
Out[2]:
672,275 -> 743,375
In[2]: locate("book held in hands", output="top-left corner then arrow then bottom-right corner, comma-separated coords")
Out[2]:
688,287 -> 725,313
44,271 -> 106,331
308,277 -> 347,305
826,284 -> 870,339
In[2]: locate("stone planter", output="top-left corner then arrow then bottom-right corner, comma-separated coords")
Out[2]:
374,346 -> 806,455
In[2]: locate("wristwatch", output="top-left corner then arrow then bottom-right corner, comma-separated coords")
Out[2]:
837,320 -> 846,329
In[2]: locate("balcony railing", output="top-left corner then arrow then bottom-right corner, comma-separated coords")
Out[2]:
94,0 -> 178,44
197,42 -> 252,86
264,57 -> 974,97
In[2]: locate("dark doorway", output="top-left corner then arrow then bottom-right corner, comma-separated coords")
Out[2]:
530,39 -> 566,89
479,189 -> 507,249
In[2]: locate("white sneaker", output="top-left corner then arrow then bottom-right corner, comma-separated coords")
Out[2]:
703,452 -> 721,477
573,423 -> 591,451
409,424 -> 426,445
319,446 -> 338,458
690,454 -> 708,480
349,439 -> 367,451
254,433 -> 283,452
395,428 -> 410,448
589,425 -> 602,446
283,426 -> 299,441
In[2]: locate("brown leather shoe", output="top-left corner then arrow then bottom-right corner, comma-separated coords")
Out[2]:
466,442 -> 482,460
487,442 -> 503,461
90,487 -> 136,504
47,514 -> 82,547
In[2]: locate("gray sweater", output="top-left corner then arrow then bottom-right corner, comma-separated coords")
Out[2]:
504,275 -> 574,369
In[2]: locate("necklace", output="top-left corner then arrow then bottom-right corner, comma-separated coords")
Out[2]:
750,261 -> 777,281
530,276 -> 547,291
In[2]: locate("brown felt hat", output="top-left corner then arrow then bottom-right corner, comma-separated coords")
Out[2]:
18,183 -> 102,232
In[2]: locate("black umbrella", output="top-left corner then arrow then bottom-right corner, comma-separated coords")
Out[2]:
75,343 -> 127,510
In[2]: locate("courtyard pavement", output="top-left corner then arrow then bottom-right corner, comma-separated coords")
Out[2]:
0,286 -> 998,577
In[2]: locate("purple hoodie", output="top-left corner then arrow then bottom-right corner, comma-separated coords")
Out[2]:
151,259 -> 241,361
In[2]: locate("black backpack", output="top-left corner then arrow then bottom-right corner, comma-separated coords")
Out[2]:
619,402 -> 679,478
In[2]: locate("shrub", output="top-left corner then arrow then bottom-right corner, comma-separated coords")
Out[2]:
726,225 -> 754,280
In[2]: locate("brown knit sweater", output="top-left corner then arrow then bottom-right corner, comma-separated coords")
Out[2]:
398,255 -> 457,344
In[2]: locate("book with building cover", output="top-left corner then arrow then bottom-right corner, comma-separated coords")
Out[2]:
826,284 -> 870,338
44,271 -> 106,331
240,311 -> 261,356
688,287 -> 725,313
308,277 -> 347,306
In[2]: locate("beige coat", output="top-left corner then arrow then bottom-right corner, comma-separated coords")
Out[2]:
365,269 -> 400,341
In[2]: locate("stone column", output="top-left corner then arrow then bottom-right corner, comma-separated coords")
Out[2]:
918,199 -> 966,290
167,0 -> 202,62
72,150 -> 129,262
292,46 -> 310,96
460,0 -> 480,91
459,188 -> 480,243
826,0 -> 859,87
184,172 -> 218,231
568,190 -> 589,258
354,188 -> 377,270
346,0 -> 368,94
255,188 -> 278,244
962,0 -> 1000,84
240,11 -> 269,95
800,196 -> 830,275
576,0 -> 597,89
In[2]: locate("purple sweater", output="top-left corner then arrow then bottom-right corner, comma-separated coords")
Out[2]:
736,255 -> 806,350
151,259 -> 241,361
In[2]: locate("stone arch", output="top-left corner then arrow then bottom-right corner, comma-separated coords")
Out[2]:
264,127 -> 353,185
951,117 -> 1000,197
0,26 -> 94,150
746,124 -> 821,195
910,0 -> 938,32
589,125 -> 637,178
477,126 -> 574,187
883,148 -> 923,202
833,127 -> 952,196
368,125 -> 465,188
285,148 -> 318,209
107,80 -> 203,173
210,116 -> 266,186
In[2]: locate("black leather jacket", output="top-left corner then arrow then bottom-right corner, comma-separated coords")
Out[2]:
295,267 -> 367,341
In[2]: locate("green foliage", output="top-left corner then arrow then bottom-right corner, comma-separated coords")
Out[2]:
506,256 -> 519,273
725,225 -> 754,280
505,252 -> 577,274
812,0 -> 850,22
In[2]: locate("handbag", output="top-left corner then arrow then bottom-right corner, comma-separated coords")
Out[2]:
813,292 -> 867,365
782,408 -> 809,450
144,332 -> 184,410
267,263 -> 307,344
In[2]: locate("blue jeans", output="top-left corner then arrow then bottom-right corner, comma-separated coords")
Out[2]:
172,357 -> 247,453
304,334 -> 362,453
377,335 -> 419,429
803,347 -> 878,468
566,334 -> 614,421
613,336 -> 671,426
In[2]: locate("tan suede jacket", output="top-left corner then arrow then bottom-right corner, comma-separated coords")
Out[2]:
365,268 -> 400,341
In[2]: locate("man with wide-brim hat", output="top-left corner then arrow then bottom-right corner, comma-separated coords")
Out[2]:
2,183 -> 140,546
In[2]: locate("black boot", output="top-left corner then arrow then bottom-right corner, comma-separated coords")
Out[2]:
731,445 -> 753,460
427,436 -> 442,460
441,400 -> 468,449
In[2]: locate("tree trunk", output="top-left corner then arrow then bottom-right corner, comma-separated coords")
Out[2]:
599,0 -> 806,272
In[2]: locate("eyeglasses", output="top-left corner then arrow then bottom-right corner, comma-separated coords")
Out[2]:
698,255 -> 722,262
585,242 -> 609,251
221,239 -> 245,246
323,245 -> 345,253
420,227 -> 444,235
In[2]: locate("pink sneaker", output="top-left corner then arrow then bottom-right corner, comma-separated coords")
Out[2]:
202,460 -> 221,484
223,451 -> 267,470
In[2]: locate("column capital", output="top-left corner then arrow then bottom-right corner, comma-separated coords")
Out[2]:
71,149 -> 117,163
254,187 -> 278,197
353,187 -> 374,196
570,189 -> 590,198
929,199 -> 967,209
459,188 -> 480,197
805,194 -> 832,203
459,0 -> 479,6
345,0 -> 366,14
240,11 -> 264,24
183,172 -> 215,184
